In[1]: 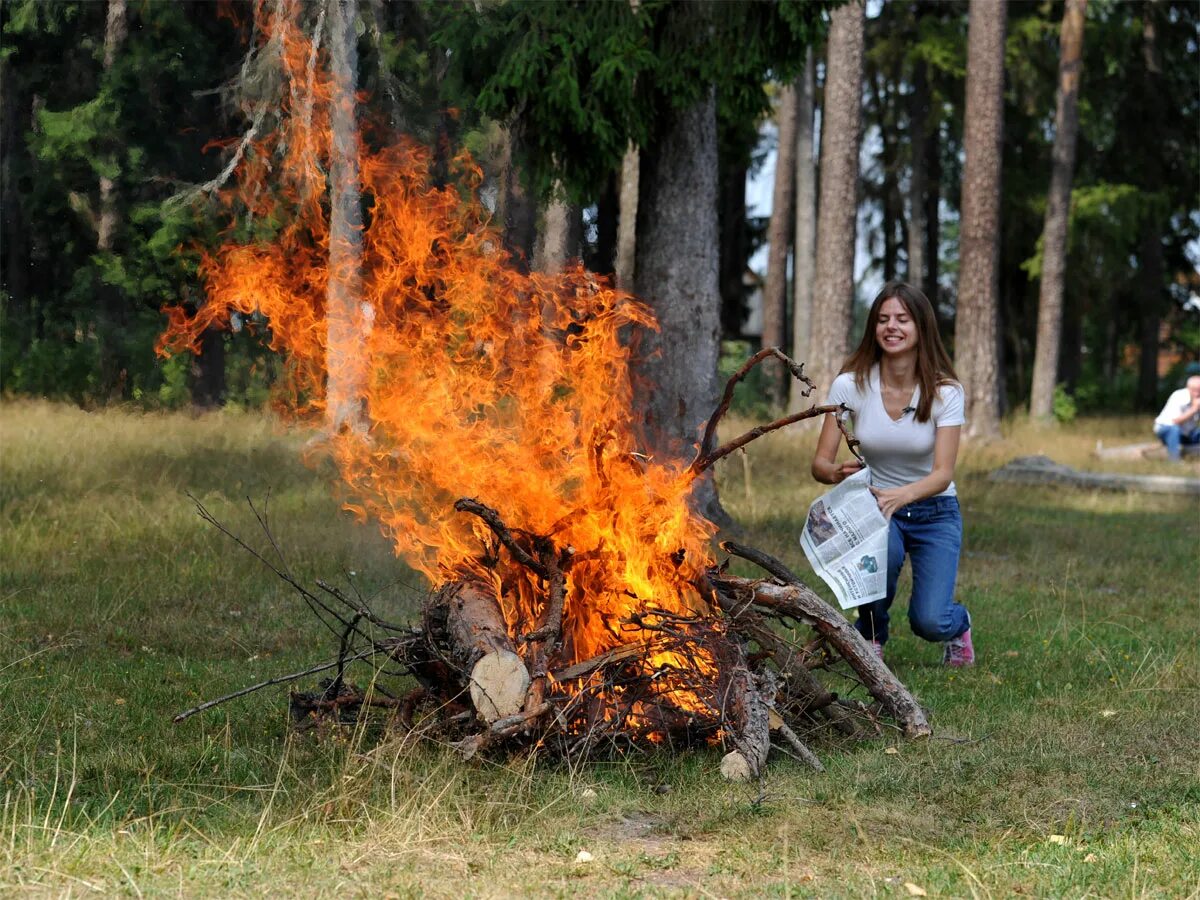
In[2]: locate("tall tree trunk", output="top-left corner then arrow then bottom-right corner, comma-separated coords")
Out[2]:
495,125 -> 537,270
761,82 -> 800,407
615,142 -> 639,291
789,48 -> 817,413
809,0 -> 865,397
907,55 -> 929,290
633,89 -> 721,507
1029,0 -> 1087,421
870,68 -> 900,282
97,0 -> 128,400
0,49 -> 29,330
925,121 -> 942,318
533,193 -> 581,274
590,171 -> 619,276
325,0 -> 366,433
954,0 -> 1007,441
1135,2 -> 1166,410
717,154 -> 748,337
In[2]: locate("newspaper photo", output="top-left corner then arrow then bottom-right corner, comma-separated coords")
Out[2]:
799,467 -> 889,610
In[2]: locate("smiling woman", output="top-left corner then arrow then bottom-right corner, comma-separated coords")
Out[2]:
810,281 -> 972,667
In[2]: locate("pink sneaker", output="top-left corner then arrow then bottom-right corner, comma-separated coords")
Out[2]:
943,628 -> 975,667
870,640 -> 884,661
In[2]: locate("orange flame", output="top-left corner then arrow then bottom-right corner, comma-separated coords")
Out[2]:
161,1 -> 719,690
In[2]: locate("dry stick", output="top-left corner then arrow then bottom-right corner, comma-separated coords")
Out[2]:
453,498 -> 548,578
695,347 -> 816,465
187,494 -> 366,645
719,576 -> 931,738
776,723 -> 825,771
721,540 -> 805,584
717,543 -> 890,731
523,546 -> 573,647
172,650 -> 376,723
691,404 -> 845,475
315,578 -> 407,632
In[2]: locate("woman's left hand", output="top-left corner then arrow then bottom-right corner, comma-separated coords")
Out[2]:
870,485 -> 913,521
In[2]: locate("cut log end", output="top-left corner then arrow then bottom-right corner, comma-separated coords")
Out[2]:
719,750 -> 755,782
469,649 -> 531,723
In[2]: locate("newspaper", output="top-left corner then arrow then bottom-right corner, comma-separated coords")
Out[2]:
799,467 -> 889,610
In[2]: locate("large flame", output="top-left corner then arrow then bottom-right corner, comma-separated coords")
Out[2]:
161,1 -> 719,685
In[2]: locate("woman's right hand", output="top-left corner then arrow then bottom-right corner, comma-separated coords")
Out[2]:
812,412 -> 864,484
830,460 -> 864,483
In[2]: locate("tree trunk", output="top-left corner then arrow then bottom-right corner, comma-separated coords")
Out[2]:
718,153 -> 748,337
633,90 -> 721,505
809,0 -> 865,397
954,0 -> 1007,441
97,0 -> 128,400
0,48 -> 29,330
615,142 -> 639,292
590,171 -> 619,276
1029,0 -> 1087,422
907,55 -> 930,289
533,192 -> 581,274
325,0 -> 367,433
193,326 -> 227,409
496,125 -> 537,270
1136,2 -> 1166,410
788,49 -> 817,414
925,121 -> 942,319
761,81 -> 800,407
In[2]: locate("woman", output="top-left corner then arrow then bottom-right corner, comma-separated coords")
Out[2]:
810,281 -> 973,666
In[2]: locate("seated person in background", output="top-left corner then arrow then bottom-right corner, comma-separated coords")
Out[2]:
1153,375 -> 1200,461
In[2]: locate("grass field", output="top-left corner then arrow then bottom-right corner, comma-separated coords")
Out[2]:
2,400 -> 1198,897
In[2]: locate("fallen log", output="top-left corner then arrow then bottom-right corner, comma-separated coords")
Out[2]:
425,579 -> 530,723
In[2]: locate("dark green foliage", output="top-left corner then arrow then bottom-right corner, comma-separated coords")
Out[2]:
1,0 -> 244,403
430,0 -> 832,206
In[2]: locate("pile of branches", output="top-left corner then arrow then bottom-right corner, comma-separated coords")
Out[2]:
175,350 -> 931,779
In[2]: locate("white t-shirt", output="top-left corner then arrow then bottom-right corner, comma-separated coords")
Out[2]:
825,365 -> 966,497
1154,388 -> 1200,431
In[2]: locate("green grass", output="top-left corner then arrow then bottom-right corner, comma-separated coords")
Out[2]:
2,399 -> 1198,897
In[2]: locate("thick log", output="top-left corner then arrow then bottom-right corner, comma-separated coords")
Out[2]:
718,663 -> 771,781
713,575 -> 931,738
427,580 -> 530,723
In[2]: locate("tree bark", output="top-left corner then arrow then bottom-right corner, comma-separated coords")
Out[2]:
533,191 -> 581,274
907,54 -> 930,290
718,152 -> 748,337
954,0 -> 1007,441
1029,0 -> 1087,422
809,0 -> 865,397
633,91 -> 721,464
761,82 -> 800,408
325,0 -> 367,433
496,125 -> 537,270
426,580 -> 530,723
615,142 -> 639,291
97,0 -> 128,400
788,48 -> 817,414
1135,2 -> 1166,410
925,120 -> 942,318
589,171 -> 619,276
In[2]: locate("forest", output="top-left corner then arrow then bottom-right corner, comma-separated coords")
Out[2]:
2,0 -> 1197,426
4,3 -> 1200,895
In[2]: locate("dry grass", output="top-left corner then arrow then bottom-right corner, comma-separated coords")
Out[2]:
2,399 -> 1198,897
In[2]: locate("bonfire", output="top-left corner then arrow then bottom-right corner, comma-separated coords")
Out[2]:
163,2 -> 929,780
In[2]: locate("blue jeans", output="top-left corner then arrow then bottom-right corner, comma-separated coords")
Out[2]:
1154,424 -> 1200,461
855,495 -> 970,646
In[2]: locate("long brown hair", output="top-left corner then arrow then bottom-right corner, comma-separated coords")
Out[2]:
841,281 -> 959,422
